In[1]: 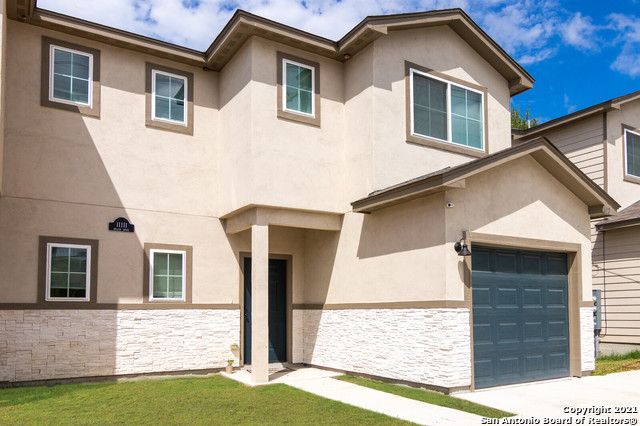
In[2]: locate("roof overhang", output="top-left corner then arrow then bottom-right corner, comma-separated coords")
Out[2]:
221,204 -> 343,234
352,138 -> 619,218
595,200 -> 640,231
7,2 -> 534,94
513,90 -> 640,141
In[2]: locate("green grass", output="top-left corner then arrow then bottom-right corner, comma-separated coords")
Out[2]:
593,350 -> 640,376
336,375 -> 514,418
0,375 -> 414,425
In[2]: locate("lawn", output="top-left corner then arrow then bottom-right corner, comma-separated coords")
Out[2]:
0,375 -> 413,425
336,375 -> 513,418
593,350 -> 640,376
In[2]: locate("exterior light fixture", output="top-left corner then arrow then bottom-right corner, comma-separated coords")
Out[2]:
454,239 -> 472,256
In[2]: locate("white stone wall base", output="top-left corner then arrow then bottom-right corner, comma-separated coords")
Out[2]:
580,306 -> 596,371
294,308 -> 471,389
0,309 -> 240,383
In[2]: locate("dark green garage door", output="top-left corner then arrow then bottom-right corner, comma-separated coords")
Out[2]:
472,246 -> 570,389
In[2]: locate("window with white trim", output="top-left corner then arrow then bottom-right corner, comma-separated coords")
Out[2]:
46,243 -> 91,301
152,70 -> 187,125
49,45 -> 93,107
149,249 -> 186,301
625,129 -> 640,178
410,68 -> 484,150
283,59 -> 315,116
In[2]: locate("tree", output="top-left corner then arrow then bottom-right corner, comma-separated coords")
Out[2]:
511,105 -> 540,130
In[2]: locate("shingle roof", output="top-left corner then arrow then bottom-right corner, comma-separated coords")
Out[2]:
596,200 -> 640,230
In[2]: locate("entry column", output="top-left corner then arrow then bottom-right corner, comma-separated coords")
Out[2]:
251,224 -> 269,383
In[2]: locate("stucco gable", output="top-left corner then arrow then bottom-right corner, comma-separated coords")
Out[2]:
352,138 -> 619,217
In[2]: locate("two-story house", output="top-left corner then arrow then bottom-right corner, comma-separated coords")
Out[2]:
514,91 -> 640,356
0,1 -> 617,391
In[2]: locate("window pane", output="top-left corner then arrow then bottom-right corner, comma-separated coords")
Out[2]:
467,120 -> 483,149
170,99 -> 185,122
298,67 -> 312,91
71,79 -> 89,104
53,75 -> 72,101
628,132 -> 640,177
155,74 -> 171,97
153,275 -> 168,298
53,49 -> 72,76
299,90 -> 312,114
168,253 -> 183,276
413,74 -> 447,140
286,63 -> 298,88
430,110 -> 447,140
69,248 -> 87,273
414,105 -> 429,136
154,253 -> 168,275
51,247 -> 70,272
50,272 -> 68,290
467,91 -> 482,120
451,86 -> 466,117
451,115 -> 468,145
168,277 -> 183,298
286,86 -> 299,111
72,53 -> 90,80
170,78 -> 185,100
428,79 -> 446,113
155,97 -> 170,120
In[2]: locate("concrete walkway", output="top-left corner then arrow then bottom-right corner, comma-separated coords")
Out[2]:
223,367 -> 483,426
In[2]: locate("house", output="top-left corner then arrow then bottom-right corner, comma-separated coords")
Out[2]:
0,1 -> 618,391
513,91 -> 640,356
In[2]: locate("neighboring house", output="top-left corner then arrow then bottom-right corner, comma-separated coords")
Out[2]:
0,1 -> 618,391
513,91 -> 640,356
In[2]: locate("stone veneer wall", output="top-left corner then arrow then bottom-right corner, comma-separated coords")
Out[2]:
0,309 -> 240,383
294,308 -> 472,389
580,306 -> 596,372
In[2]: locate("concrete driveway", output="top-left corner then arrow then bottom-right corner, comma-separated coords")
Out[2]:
456,370 -> 640,424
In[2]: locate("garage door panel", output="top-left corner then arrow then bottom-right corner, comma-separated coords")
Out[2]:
472,246 -> 570,389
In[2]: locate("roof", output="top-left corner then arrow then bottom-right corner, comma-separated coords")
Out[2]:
6,2 -> 534,96
352,138 -> 620,217
513,90 -> 640,140
596,200 -> 640,231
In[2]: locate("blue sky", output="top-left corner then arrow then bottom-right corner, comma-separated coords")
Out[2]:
38,0 -> 640,124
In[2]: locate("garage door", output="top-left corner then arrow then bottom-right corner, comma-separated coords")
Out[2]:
472,246 -> 570,389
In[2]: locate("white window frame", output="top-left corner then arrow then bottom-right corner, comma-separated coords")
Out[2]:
409,68 -> 485,151
149,249 -> 187,302
48,45 -> 93,108
45,242 -> 91,302
151,69 -> 188,126
624,128 -> 640,178
282,58 -> 315,117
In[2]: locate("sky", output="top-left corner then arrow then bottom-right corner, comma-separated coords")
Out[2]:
37,0 -> 640,124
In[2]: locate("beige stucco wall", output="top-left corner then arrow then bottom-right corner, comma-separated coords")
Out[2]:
606,99 -> 640,209
3,21 -> 218,217
217,37 -> 346,215
345,26 -> 512,195
302,155 -> 593,305
0,0 -> 6,196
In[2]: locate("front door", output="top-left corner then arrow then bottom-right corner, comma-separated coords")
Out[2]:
243,258 -> 287,364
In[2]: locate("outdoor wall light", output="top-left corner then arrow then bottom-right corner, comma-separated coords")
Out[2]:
454,239 -> 472,256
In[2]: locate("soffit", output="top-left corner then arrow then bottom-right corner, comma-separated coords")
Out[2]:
352,138 -> 619,217
8,2 -> 533,93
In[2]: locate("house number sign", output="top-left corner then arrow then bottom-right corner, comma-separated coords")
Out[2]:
108,217 -> 135,233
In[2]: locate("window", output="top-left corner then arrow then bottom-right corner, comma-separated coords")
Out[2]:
144,243 -> 192,303
39,236 -> 99,304
145,63 -> 194,134
277,52 -> 321,126
283,59 -> 314,116
625,129 -> 640,179
46,243 -> 91,301
41,37 -> 101,117
152,70 -> 187,124
406,62 -> 487,156
149,249 -> 186,301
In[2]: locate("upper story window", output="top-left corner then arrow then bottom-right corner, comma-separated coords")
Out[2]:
625,128 -> 640,179
145,63 -> 194,135
406,62 -> 487,157
152,70 -> 187,124
277,52 -> 321,127
50,45 -> 92,106
283,59 -> 314,116
41,37 -> 101,117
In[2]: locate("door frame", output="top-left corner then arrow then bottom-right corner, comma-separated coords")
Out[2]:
239,252 -> 293,367
463,232 -> 584,390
